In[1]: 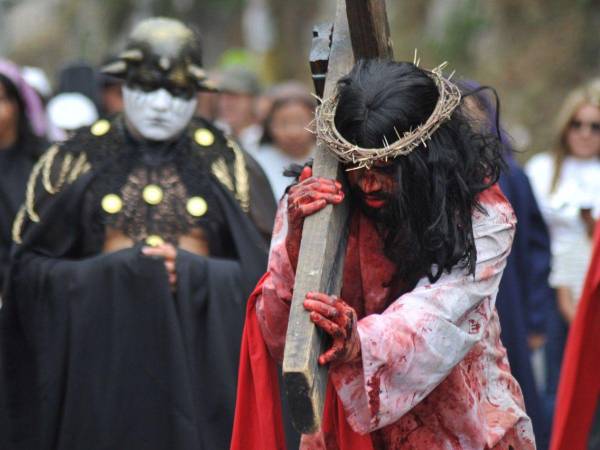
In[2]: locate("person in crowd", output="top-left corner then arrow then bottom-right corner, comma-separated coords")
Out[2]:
254,84 -> 316,201
526,80 -> 600,323
525,79 -> 600,418
232,59 -> 535,450
0,18 -> 268,450
215,66 -> 263,155
97,57 -> 124,117
0,59 -> 47,289
461,81 -> 553,449
56,61 -> 101,110
210,66 -> 277,241
195,69 -> 220,121
255,81 -> 312,126
44,61 -> 103,141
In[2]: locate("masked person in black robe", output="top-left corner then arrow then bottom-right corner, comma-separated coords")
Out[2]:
0,60 -> 47,290
0,18 -> 268,450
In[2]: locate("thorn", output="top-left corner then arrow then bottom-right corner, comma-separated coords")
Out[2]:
311,92 -> 323,103
382,135 -> 390,149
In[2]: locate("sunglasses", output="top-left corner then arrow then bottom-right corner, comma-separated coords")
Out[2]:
570,120 -> 600,134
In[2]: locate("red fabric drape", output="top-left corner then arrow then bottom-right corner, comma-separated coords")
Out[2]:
550,226 -> 600,450
231,274 -> 287,450
231,275 -> 374,450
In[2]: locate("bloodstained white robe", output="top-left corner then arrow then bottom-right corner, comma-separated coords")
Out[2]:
256,185 -> 536,450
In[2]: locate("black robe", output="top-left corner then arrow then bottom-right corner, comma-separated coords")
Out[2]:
0,139 -> 44,288
0,123 -> 267,450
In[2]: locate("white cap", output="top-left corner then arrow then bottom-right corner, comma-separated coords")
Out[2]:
21,66 -> 53,99
47,93 -> 99,134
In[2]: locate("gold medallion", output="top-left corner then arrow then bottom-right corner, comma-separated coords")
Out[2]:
202,79 -> 218,91
101,194 -> 123,214
91,119 -> 111,136
145,235 -> 164,247
186,196 -> 208,217
194,128 -> 215,147
143,184 -> 164,205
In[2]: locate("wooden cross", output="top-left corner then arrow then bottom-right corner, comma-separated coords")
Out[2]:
282,0 -> 394,435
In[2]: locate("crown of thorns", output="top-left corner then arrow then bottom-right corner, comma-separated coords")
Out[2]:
314,62 -> 462,170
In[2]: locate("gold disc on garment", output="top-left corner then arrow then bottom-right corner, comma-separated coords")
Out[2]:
91,119 -> 111,136
186,196 -> 208,217
145,235 -> 165,247
202,79 -> 218,91
143,184 -> 164,205
194,128 -> 215,147
101,194 -> 123,214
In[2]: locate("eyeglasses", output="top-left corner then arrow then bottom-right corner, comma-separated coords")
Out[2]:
569,120 -> 600,134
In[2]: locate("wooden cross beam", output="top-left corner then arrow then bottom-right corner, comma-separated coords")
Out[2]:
282,0 -> 394,435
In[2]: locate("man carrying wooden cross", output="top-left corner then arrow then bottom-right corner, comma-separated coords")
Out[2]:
232,59 -> 536,450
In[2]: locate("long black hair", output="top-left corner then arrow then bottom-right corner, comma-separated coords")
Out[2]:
0,73 -> 41,157
334,60 -> 505,283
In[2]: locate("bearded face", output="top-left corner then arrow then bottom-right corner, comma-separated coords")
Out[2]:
345,162 -> 401,225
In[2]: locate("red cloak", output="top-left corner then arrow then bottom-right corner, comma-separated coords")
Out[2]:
230,275 -> 374,450
550,225 -> 600,450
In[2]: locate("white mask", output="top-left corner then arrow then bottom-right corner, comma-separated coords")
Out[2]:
123,86 -> 197,141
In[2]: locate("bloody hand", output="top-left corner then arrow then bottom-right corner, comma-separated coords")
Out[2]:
303,292 -> 360,366
142,243 -> 178,289
286,166 -> 344,271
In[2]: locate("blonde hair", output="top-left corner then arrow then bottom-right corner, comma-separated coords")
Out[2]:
550,79 -> 600,192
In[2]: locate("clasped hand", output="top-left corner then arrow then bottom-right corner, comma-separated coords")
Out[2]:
303,292 -> 360,366
142,243 -> 177,289
285,166 -> 344,271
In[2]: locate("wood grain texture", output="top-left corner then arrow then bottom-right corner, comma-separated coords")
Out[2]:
282,0 -> 394,435
282,0 -> 353,435
346,0 -> 393,60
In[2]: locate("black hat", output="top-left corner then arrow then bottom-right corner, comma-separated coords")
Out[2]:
102,17 -> 217,96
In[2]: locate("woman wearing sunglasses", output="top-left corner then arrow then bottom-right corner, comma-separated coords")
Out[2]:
527,80 -> 600,325
525,80 -> 600,428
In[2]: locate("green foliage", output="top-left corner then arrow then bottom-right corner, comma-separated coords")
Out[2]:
428,0 -> 488,69
218,48 -> 260,71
